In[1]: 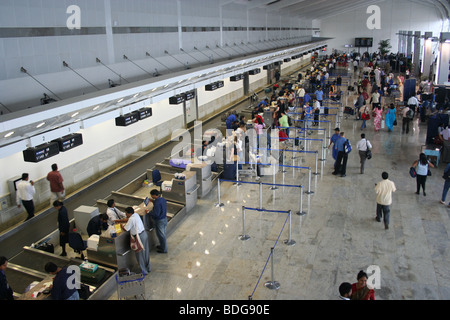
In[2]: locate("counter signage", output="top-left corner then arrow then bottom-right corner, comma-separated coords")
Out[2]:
53,133 -> 83,152
115,112 -> 139,126
23,142 -> 60,163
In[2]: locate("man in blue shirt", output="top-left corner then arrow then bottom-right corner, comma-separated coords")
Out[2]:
44,262 -> 79,300
332,132 -> 350,177
226,113 -> 238,130
0,256 -> 14,300
315,87 -> 326,115
303,92 -> 311,106
147,189 -> 168,253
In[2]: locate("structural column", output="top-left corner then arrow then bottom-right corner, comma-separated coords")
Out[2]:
413,31 -> 421,76
422,32 -> 434,80
436,32 -> 450,85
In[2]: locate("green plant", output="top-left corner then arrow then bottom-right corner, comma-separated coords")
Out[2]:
378,39 -> 392,55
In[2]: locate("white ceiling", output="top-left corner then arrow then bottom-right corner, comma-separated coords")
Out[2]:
229,0 -> 450,20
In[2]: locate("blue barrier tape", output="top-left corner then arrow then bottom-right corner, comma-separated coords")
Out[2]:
243,207 -> 290,214
256,148 -> 317,154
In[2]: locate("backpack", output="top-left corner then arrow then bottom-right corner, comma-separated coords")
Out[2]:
344,139 -> 352,154
406,109 -> 414,119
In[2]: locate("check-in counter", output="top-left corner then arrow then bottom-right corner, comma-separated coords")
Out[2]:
86,230 -> 140,272
7,246 -> 115,300
155,159 -> 213,198
146,169 -> 198,213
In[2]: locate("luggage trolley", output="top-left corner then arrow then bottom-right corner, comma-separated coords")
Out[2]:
116,272 -> 146,300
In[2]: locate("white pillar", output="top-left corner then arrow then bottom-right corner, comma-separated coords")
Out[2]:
422,32 -> 434,80
436,33 -> 450,85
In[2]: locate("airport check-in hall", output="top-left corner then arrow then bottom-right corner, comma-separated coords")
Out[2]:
0,0 -> 450,303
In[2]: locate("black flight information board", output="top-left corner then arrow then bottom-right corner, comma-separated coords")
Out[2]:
53,133 -> 83,152
23,141 -> 60,163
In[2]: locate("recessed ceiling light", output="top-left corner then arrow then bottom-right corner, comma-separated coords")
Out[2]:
71,112 -> 79,118
4,131 -> 14,138
36,122 -> 46,128
117,98 -> 124,103
93,105 -> 100,111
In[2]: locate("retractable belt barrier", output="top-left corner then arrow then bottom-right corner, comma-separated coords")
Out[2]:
215,177 -> 306,216
241,207 -> 296,298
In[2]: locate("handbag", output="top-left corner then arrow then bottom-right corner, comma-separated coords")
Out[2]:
409,167 -> 417,178
365,140 -> 372,159
279,130 -> 288,142
130,229 -> 144,252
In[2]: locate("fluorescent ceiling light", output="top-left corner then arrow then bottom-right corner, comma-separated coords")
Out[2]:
4,131 -> 14,138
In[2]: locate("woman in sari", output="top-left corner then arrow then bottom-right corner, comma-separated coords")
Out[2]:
373,105 -> 383,132
385,104 -> 396,132
351,270 -> 375,300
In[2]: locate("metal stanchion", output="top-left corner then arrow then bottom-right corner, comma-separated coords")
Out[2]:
296,185 -> 306,216
234,160 -> 241,186
270,164 -> 278,190
259,182 -> 264,210
283,211 -> 296,246
313,151 -> 319,176
264,248 -> 280,290
239,206 -> 250,241
305,168 -> 314,195
214,179 -> 224,207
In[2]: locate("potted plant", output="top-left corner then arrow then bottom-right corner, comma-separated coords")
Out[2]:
378,39 -> 392,55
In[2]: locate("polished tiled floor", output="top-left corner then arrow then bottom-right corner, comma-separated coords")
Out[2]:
108,73 -> 450,300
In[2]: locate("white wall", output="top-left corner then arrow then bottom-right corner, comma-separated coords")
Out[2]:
0,0 -> 315,112
320,0 -> 445,55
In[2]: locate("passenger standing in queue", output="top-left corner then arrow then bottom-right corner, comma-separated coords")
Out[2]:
0,256 -> 14,300
121,207 -> 151,275
44,262 -> 79,300
146,189 -> 168,254
53,201 -> 70,257
16,173 -> 36,222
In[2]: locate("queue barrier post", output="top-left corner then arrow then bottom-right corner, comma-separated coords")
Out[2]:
264,247 -> 281,290
283,210 -> 296,247
214,179 -> 224,208
239,206 -> 250,241
296,185 -> 306,216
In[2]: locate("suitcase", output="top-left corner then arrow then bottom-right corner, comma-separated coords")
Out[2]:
80,267 -> 106,285
344,107 -> 354,115
36,242 -> 54,253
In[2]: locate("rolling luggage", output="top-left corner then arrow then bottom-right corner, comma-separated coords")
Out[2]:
344,107 -> 354,115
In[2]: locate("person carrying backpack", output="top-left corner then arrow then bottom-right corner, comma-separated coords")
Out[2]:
402,106 -> 414,134
332,132 -> 351,177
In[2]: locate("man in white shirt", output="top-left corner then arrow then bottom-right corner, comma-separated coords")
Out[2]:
121,207 -> 151,275
375,172 -> 397,230
356,134 -> 372,174
407,95 -> 420,114
16,173 -> 36,221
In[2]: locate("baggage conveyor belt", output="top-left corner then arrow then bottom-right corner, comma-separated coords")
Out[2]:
0,63 -> 312,299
